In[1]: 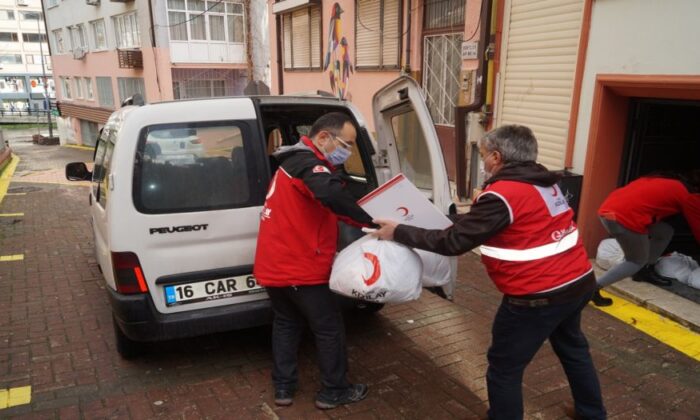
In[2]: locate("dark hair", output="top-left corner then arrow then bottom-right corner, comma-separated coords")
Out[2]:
478,124 -> 538,163
308,112 -> 353,138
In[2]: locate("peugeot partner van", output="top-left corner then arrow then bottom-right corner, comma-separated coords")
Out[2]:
66,77 -> 457,358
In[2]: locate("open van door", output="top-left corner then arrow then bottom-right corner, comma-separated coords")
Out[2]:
372,76 -> 457,300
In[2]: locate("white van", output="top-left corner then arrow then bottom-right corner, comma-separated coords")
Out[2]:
66,77 -> 457,358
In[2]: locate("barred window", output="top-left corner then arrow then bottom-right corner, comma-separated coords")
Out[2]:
424,0 -> 465,30
355,0 -> 400,69
282,5 -> 321,70
117,77 -> 146,104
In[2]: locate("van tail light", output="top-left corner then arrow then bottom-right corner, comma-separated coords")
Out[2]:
111,252 -> 149,294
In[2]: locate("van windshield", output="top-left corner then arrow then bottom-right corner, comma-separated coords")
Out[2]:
133,122 -> 257,213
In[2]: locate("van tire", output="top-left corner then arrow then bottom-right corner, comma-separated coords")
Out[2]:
112,316 -> 143,359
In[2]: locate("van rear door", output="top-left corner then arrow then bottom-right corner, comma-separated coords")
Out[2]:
372,76 -> 457,299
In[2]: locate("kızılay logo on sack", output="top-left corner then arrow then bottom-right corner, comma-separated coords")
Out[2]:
362,252 -> 381,286
396,206 -> 415,222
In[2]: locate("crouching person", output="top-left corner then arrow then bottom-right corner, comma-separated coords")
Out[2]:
254,112 -> 372,409
371,125 -> 606,420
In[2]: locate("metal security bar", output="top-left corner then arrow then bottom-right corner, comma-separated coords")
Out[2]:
422,33 -> 463,126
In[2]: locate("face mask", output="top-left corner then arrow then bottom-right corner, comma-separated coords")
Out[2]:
479,159 -> 492,180
326,146 -> 352,166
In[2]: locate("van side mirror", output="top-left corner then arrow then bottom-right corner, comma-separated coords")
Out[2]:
65,162 -> 92,181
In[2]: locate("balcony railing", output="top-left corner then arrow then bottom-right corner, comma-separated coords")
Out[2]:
117,48 -> 143,69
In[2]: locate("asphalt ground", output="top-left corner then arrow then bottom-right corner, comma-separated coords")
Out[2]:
1,139 -> 699,419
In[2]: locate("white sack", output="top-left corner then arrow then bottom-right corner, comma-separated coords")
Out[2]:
415,249 -> 452,287
330,235 -> 422,303
687,268 -> 700,289
654,252 -> 699,284
596,238 -> 625,270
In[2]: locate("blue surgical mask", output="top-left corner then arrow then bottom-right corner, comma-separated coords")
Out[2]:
326,146 -> 352,166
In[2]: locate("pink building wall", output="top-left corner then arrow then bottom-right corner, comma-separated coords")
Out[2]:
270,0 -> 486,134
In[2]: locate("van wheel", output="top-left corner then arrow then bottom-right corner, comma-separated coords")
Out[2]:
112,316 -> 142,359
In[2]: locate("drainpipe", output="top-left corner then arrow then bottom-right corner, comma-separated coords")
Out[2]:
275,14 -> 284,94
455,0 -> 493,200
403,0 -> 411,73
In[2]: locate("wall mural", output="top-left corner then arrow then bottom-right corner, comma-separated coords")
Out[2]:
323,3 -> 353,100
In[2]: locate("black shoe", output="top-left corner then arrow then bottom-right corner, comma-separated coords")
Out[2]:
633,266 -> 672,286
591,289 -> 613,307
274,388 -> 295,406
315,384 -> 369,410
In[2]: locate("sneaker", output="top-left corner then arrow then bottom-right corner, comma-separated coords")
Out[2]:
274,388 -> 295,407
591,289 -> 613,307
633,266 -> 672,286
315,384 -> 369,410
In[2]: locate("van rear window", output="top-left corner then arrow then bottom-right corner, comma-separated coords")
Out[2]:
133,122 -> 257,213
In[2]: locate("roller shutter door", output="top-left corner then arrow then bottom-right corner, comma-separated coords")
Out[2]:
495,0 -> 584,169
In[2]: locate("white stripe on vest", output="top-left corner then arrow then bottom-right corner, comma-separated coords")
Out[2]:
479,228 -> 579,262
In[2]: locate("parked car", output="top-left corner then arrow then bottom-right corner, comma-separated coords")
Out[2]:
65,77 -> 456,358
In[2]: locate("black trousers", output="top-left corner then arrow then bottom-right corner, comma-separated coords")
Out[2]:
266,284 -> 350,396
486,291 -> 606,420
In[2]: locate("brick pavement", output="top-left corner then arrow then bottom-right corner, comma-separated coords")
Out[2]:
1,181 -> 699,419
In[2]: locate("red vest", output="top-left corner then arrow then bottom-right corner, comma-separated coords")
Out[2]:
254,153 -> 340,288
477,181 -> 592,296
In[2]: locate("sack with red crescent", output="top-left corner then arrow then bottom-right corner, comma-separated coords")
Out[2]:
329,235 -> 422,303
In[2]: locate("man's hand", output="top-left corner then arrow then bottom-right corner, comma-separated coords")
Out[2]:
370,219 -> 399,241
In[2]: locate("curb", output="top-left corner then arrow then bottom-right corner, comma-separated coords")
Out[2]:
62,144 -> 94,151
0,154 -> 20,205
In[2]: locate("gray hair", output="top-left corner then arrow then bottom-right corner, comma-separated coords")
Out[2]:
478,125 -> 538,163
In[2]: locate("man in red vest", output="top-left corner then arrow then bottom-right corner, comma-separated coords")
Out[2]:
254,112 -> 372,410
372,125 -> 606,419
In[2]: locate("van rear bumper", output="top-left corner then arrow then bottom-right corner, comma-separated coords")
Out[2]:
108,289 -> 273,342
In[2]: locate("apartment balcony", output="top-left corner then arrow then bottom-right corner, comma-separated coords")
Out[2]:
117,48 -> 143,69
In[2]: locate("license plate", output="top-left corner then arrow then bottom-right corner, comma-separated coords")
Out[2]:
164,275 -> 263,306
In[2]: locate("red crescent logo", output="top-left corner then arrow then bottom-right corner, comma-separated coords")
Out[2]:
551,187 -> 558,197
361,252 -> 381,286
396,206 -> 409,216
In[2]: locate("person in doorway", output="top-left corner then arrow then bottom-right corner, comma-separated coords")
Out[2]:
370,125 -> 606,420
254,112 -> 372,410
591,170 -> 700,306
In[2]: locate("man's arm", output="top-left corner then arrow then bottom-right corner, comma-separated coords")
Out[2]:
297,163 -> 373,225
390,194 -> 511,256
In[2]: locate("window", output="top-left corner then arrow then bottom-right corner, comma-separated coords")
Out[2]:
96,77 -> 114,108
20,11 -> 42,20
174,79 -> 227,99
424,0 -> 465,30
391,110 -> 433,190
282,5 -> 321,70
0,77 -> 26,93
90,19 -> 106,50
61,77 -> 72,99
22,33 -> 48,43
92,128 -> 116,205
0,10 -> 14,20
134,122 -> 255,213
0,54 -> 22,64
422,34 -> 462,125
84,78 -> 94,100
74,76 -> 83,98
166,1 -> 244,43
114,12 -> 140,48
25,54 -> 34,64
355,0 -> 400,69
117,77 -> 146,103
70,25 -> 87,50
52,29 -> 65,53
46,0 -> 58,8
227,1 -> 244,43
0,32 -> 19,42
